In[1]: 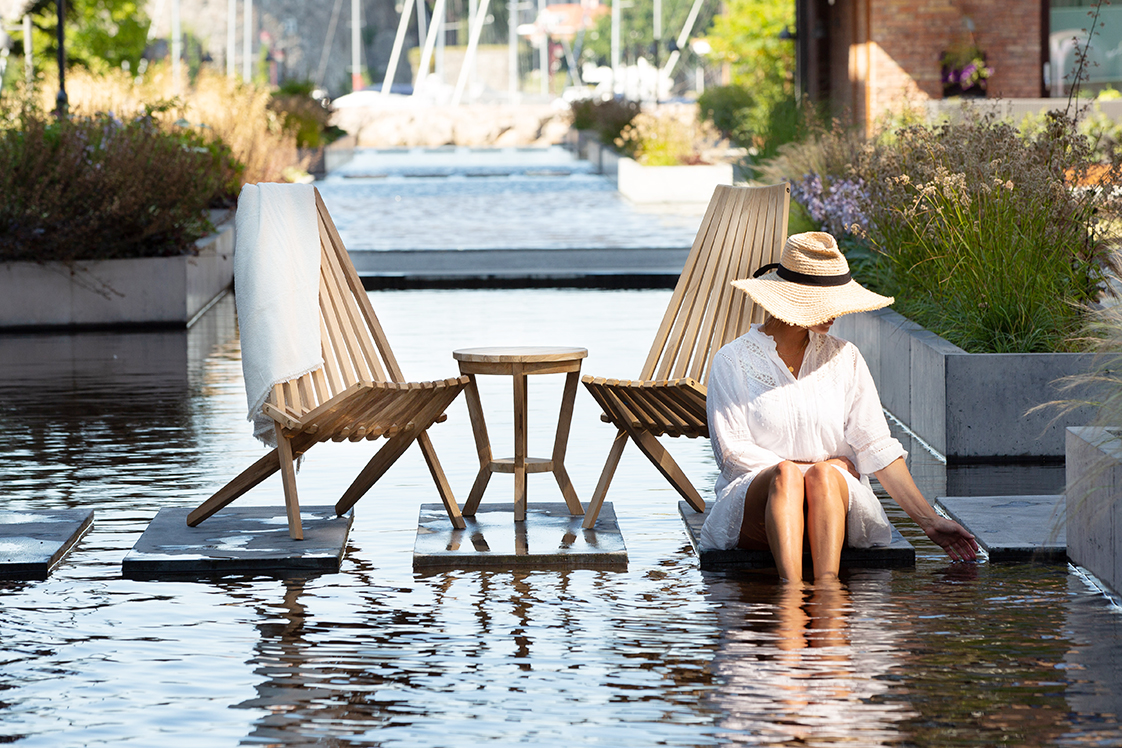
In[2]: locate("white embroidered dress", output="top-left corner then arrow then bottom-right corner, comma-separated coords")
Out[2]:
700,325 -> 905,551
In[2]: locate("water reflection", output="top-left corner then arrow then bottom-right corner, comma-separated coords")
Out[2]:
706,572 -> 912,745
232,567 -> 722,746
0,294 -> 240,515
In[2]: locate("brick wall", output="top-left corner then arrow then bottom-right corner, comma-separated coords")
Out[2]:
869,0 -> 1042,124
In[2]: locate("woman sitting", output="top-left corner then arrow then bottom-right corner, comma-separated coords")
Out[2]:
701,231 -> 978,581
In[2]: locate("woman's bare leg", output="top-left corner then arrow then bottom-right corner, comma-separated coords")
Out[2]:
740,461 -> 807,581
803,463 -> 850,581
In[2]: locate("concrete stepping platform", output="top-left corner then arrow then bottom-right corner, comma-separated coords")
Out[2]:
678,501 -> 916,571
413,502 -> 627,570
0,509 -> 94,581
935,495 -> 1066,563
122,506 -> 352,580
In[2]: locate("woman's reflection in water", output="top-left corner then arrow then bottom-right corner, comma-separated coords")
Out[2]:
707,572 -> 912,745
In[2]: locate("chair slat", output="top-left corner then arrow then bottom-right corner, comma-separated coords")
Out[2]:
319,262 -> 360,387
636,382 -> 699,433
686,186 -> 751,381
320,249 -> 370,385
579,183 -> 789,527
639,186 -> 729,380
317,303 -> 345,397
318,218 -> 384,382
611,384 -> 662,433
315,191 -> 402,382
706,184 -> 789,382
652,186 -> 732,381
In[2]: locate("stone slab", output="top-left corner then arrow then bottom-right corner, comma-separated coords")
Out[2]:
348,247 -> 690,282
935,495 -> 1066,563
413,502 -> 627,570
0,509 -> 94,581
122,506 -> 352,579
677,501 -> 915,571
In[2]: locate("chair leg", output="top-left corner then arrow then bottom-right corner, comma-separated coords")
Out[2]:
462,468 -> 492,517
187,449 -> 281,527
417,431 -> 466,530
275,423 -> 304,540
582,429 -> 628,530
188,432 -> 318,528
628,428 -> 705,512
335,426 -> 424,515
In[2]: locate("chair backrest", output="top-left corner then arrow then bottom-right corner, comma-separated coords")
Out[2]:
270,188 -> 405,420
640,182 -> 790,386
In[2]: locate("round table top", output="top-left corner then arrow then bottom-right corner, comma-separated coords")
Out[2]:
452,346 -> 588,364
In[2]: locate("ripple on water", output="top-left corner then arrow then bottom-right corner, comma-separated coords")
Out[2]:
1,289 -> 1121,746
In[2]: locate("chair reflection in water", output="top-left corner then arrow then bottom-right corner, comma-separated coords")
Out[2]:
188,185 -> 469,539
581,183 -> 790,528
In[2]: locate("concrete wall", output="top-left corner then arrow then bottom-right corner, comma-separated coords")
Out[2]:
1066,427 -> 1122,597
834,308 -> 1099,460
0,217 -> 235,330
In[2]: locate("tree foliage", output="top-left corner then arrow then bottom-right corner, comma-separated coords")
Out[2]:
702,0 -> 793,131
24,0 -> 150,73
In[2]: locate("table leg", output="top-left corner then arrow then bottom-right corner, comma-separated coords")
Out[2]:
552,370 -> 584,515
461,372 -> 493,516
513,363 -> 528,522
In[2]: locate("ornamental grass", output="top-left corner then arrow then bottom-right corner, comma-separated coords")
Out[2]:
760,110 -> 1122,353
56,65 -> 303,185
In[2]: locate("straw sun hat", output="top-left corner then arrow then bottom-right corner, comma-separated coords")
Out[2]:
731,231 -> 894,328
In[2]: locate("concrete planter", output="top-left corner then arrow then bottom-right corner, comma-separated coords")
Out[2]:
564,129 -> 594,160
0,214 -> 235,330
834,308 -> 1098,460
616,157 -> 734,204
1066,427 -> 1122,596
586,139 -> 621,179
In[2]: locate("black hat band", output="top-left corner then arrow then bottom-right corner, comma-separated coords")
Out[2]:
752,263 -> 853,287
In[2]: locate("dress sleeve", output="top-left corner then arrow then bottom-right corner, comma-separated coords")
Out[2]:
844,346 -> 907,475
707,347 -> 784,483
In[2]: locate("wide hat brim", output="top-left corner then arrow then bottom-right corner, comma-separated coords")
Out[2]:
731,272 -> 894,328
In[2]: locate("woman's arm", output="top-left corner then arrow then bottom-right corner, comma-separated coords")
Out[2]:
874,457 -> 979,562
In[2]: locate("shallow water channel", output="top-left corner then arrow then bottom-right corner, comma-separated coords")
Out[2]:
1,288 -> 1120,747
4,147 -> 1122,746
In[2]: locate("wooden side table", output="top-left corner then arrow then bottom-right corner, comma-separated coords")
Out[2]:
452,346 -> 588,522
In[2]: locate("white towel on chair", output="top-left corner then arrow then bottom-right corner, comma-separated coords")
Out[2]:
234,182 -> 323,445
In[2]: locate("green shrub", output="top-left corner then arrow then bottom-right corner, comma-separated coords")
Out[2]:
569,98 -> 597,131
0,103 -> 240,263
568,97 -> 641,146
697,85 -> 754,144
758,110 -> 1122,353
269,81 -> 335,149
857,113 -> 1119,353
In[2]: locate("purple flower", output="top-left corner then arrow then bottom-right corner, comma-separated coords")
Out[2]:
792,173 -> 867,237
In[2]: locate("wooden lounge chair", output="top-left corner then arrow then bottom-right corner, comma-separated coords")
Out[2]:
581,182 -> 790,529
188,188 -> 469,539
